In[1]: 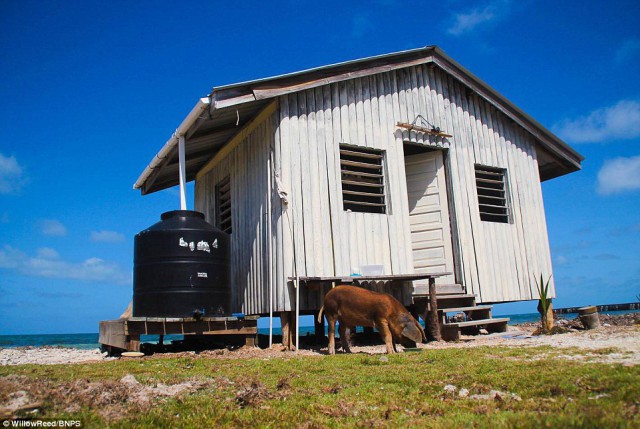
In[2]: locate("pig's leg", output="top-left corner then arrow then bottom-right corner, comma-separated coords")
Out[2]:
376,319 -> 396,354
327,316 -> 337,355
339,323 -> 352,353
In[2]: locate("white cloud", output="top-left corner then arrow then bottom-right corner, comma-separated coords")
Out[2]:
0,153 -> 27,194
0,245 -> 21,269
41,219 -> 67,236
594,254 -> 620,261
554,255 -> 569,266
91,230 -> 125,243
554,100 -> 640,143
615,38 -> 640,64
0,244 -> 130,285
36,247 -> 60,259
597,155 -> 640,195
351,13 -> 373,38
447,1 -> 509,36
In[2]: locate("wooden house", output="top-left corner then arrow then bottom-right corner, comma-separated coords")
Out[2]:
134,46 -> 583,339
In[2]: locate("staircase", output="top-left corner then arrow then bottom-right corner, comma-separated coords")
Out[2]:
413,284 -> 510,341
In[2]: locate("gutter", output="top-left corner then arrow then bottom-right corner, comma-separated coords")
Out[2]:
133,97 -> 211,191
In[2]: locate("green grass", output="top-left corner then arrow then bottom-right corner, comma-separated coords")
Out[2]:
2,346 -> 639,428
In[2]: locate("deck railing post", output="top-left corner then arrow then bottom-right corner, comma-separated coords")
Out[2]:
426,277 -> 442,341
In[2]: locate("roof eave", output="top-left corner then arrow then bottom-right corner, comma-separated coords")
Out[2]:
133,97 -> 211,193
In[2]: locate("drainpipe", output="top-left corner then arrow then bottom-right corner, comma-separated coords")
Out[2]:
268,151 -> 274,347
178,134 -> 187,210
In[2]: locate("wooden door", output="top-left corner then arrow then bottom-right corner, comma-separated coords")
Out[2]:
404,151 -> 456,288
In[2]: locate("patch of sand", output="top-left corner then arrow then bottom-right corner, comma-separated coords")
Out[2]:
0,347 -> 111,366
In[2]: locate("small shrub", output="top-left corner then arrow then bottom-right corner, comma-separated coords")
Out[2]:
535,274 -> 554,333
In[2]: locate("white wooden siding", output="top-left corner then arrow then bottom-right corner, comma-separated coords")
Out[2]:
195,115 -> 279,315
196,62 -> 556,314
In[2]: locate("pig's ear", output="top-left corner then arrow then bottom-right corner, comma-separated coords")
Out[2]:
400,316 -> 423,343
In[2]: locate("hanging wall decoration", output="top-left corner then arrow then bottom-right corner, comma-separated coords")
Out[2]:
397,115 -> 453,138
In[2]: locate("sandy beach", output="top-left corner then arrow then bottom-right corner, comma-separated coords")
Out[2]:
0,347 -> 111,366
1,314 -> 638,366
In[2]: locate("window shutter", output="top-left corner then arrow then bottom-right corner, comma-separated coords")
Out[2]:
340,145 -> 386,214
216,176 -> 232,233
475,165 -> 509,223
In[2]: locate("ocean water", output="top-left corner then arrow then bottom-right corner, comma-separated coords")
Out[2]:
1,310 -> 636,350
0,333 -> 101,350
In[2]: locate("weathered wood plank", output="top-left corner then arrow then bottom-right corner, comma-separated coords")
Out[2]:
315,87 -> 334,281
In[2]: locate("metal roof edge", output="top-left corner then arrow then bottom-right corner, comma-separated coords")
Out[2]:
207,45 -> 582,170
211,45 -> 436,94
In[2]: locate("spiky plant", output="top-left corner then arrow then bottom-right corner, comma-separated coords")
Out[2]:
536,274 -> 554,333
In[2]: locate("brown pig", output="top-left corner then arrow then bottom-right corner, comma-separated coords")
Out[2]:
318,285 -> 425,354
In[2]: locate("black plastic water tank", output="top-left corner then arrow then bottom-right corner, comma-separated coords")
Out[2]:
133,210 -> 231,318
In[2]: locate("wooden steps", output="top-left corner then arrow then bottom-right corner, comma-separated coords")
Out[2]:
412,283 -> 465,295
441,305 -> 494,313
441,318 -> 510,341
421,294 -> 477,311
445,317 -> 510,328
412,287 -> 510,341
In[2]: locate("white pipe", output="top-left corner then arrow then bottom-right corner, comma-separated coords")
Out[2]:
293,210 -> 299,352
296,270 -> 300,351
283,207 -> 299,351
268,151 -> 274,348
178,135 -> 187,210
133,97 -> 211,191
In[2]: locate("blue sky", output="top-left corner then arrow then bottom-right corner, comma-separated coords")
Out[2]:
1,1 -> 639,334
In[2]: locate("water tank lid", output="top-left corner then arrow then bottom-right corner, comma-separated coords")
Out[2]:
160,210 -> 205,221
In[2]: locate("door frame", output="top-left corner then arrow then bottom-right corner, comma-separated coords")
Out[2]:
402,143 -> 462,289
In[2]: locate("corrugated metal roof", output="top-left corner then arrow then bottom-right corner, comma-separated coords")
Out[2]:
135,46 -> 583,194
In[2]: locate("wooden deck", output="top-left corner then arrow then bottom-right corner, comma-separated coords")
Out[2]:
98,315 -> 259,355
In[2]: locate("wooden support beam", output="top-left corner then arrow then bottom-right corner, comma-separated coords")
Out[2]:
280,312 -> 291,350
426,277 -> 442,341
280,311 -> 297,351
196,100 -> 278,179
127,335 -> 141,352
314,310 -> 325,340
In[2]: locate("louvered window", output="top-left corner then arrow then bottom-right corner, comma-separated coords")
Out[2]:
340,145 -> 386,214
215,176 -> 232,234
475,165 -> 509,223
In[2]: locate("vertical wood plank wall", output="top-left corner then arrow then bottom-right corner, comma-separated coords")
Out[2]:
195,116 -> 284,315
196,63 -> 556,314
